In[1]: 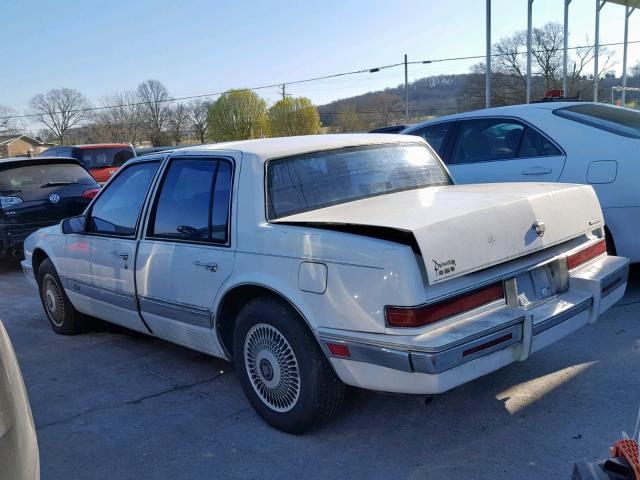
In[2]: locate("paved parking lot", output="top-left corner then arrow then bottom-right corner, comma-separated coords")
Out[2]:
1,259 -> 639,480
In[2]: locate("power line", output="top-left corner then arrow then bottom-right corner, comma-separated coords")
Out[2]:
3,39 -> 638,122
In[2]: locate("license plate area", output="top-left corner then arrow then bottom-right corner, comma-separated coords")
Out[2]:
514,257 -> 569,309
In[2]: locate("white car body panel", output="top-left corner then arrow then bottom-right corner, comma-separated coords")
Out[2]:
20,134 -> 630,395
402,102 -> 640,262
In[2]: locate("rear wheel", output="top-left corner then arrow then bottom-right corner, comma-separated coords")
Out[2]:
233,296 -> 345,433
605,227 -> 617,256
37,259 -> 86,335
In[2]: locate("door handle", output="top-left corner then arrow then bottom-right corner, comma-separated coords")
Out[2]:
194,260 -> 218,272
111,251 -> 129,261
522,167 -> 552,175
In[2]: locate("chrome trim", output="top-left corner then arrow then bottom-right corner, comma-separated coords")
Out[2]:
63,277 -> 138,311
319,340 -> 412,372
532,298 -> 593,335
410,323 -> 522,374
139,296 -> 211,328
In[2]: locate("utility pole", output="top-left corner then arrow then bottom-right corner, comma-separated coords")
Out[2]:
485,0 -> 492,108
404,54 -> 409,122
281,84 -> 286,100
526,0 -> 533,104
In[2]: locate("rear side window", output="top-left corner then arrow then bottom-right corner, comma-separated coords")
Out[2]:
149,158 -> 232,244
87,162 -> 159,236
409,122 -> 452,156
0,163 -> 95,190
554,104 -> 640,139
519,128 -> 561,157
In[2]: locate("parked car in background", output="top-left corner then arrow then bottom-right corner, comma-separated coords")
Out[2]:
369,124 -> 407,134
0,318 -> 39,479
21,135 -> 628,433
38,144 -> 135,183
0,157 -> 99,257
401,102 -> 640,262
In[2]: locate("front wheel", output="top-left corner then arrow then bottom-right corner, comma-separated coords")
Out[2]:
233,297 -> 345,433
37,258 -> 86,335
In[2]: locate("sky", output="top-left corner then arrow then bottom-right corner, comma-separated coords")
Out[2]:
0,0 -> 638,120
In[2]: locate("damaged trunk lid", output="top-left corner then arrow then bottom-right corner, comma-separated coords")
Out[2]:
273,183 -> 603,284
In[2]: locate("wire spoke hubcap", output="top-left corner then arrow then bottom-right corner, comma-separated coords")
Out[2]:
42,274 -> 65,327
244,323 -> 300,412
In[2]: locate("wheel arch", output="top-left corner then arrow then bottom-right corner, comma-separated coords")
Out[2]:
214,282 -> 319,360
31,247 -> 51,277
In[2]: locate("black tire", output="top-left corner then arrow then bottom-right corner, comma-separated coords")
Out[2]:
605,227 -> 617,256
36,258 -> 85,335
233,296 -> 345,434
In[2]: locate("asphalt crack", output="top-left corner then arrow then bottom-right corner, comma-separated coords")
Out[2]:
36,373 -> 226,431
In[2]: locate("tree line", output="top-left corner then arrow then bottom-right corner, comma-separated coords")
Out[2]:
0,80 -> 321,146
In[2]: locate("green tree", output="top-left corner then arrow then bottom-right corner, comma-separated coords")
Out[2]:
268,97 -> 320,137
207,89 -> 269,141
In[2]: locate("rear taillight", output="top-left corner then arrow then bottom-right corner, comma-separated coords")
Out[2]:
82,188 -> 99,200
566,238 -> 607,270
385,282 -> 505,328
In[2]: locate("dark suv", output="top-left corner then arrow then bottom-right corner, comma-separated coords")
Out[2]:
38,143 -> 136,183
0,157 -> 100,256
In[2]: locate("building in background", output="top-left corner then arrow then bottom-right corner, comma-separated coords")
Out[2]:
0,135 -> 54,158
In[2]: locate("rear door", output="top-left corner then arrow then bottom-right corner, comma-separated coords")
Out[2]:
443,117 -> 566,184
136,155 -> 236,355
75,159 -> 161,333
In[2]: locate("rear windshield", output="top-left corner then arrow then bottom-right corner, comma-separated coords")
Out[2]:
266,143 -> 451,219
0,163 -> 95,190
80,147 -> 135,169
554,104 -> 640,139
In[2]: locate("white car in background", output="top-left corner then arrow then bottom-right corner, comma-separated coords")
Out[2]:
0,319 -> 39,479
402,102 -> 640,262
21,135 -> 629,433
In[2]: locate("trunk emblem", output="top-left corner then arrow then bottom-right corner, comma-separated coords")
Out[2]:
49,193 -> 60,204
533,220 -> 546,237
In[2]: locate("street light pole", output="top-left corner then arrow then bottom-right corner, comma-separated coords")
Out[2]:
563,0 -> 572,96
622,6 -> 635,106
526,0 -> 533,104
594,0 -> 607,102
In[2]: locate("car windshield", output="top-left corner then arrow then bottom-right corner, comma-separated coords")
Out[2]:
266,143 -> 451,219
0,163 -> 95,190
554,104 -> 640,139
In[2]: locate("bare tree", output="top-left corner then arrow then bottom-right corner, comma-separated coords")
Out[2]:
98,90 -> 141,144
29,88 -> 91,145
0,106 -> 18,135
188,99 -> 210,143
631,62 -> 640,78
368,93 -> 403,127
168,103 -> 188,145
136,80 -> 171,146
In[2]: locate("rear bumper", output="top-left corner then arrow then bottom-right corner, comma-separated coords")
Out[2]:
319,255 -> 629,395
0,222 -> 56,255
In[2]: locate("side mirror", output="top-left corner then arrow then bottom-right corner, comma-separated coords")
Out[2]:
61,215 -> 86,234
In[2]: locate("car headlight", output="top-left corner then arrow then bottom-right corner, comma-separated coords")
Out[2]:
0,196 -> 23,209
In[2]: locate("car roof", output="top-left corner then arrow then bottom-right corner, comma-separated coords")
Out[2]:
161,134 -> 425,162
404,101 -> 589,130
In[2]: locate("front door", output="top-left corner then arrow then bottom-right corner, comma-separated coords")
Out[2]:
78,160 -> 161,332
445,118 -> 566,184
136,156 -> 235,355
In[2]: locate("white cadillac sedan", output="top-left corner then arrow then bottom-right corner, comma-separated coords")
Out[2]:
402,102 -> 640,262
20,134 -> 629,433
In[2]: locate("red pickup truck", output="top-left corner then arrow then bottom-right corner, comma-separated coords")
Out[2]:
37,143 -> 136,183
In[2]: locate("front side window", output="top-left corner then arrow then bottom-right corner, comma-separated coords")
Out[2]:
149,158 -> 232,243
87,161 -> 159,236
267,144 -> 450,219
410,122 -> 452,156
554,104 -> 640,139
